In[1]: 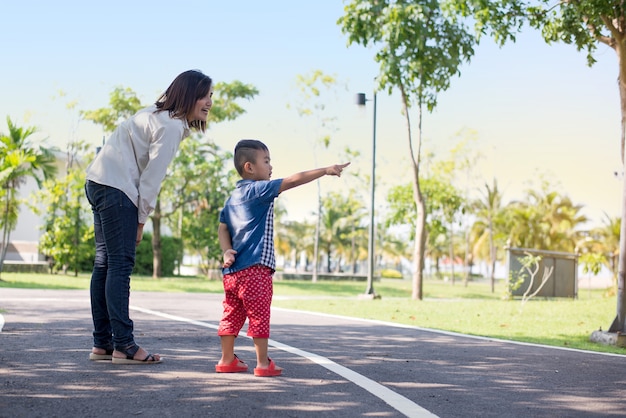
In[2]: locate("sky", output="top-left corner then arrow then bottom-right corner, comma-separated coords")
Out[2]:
2,0 -> 622,230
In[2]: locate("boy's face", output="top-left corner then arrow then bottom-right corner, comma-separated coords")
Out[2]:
247,149 -> 272,181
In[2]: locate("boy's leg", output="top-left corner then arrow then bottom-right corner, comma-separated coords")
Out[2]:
253,337 -> 268,367
218,335 -> 237,364
217,271 -> 247,368
242,266 -> 281,371
252,337 -> 282,375
215,334 -> 247,372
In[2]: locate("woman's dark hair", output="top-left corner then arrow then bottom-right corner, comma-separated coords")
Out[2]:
234,139 -> 268,176
155,69 -> 212,132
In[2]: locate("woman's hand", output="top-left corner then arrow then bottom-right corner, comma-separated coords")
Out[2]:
136,223 -> 145,246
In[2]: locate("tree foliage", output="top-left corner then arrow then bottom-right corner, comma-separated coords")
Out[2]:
339,0 -> 478,300
34,143 -> 93,276
161,139 -> 234,273
471,179 -> 506,292
0,117 -> 58,277
80,87 -> 142,133
340,0 -> 476,110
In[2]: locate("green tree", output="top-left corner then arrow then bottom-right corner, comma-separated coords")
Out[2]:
446,131 -> 482,286
339,0 -> 476,299
588,214 -> 621,285
470,179 -> 506,293
161,140 -> 234,275
505,179 -> 588,253
274,214 -> 317,272
33,141 -> 93,276
288,70 -> 342,282
319,190 -> 367,274
423,175 -> 465,284
385,175 -> 465,281
318,191 -> 352,273
80,87 -> 142,133
425,146 -> 472,285
447,0 -> 626,337
0,117 -> 58,277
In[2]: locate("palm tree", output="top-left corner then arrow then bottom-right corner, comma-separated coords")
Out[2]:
470,179 -> 504,293
505,183 -> 588,252
588,214 -> 621,284
274,214 -> 316,273
0,117 -> 57,277
334,191 -> 367,274
319,191 -> 366,273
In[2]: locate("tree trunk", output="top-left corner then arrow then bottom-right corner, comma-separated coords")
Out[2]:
73,197 -> 80,277
463,228 -> 470,287
613,145 -> 626,332
412,195 -> 427,300
0,188 -> 14,278
326,245 -> 332,273
449,224 -> 455,285
312,193 -> 321,282
399,84 -> 426,301
489,216 -> 496,293
152,199 -> 162,279
610,41 -> 626,332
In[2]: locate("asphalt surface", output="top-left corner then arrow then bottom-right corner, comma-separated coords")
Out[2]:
2,288 -> 626,417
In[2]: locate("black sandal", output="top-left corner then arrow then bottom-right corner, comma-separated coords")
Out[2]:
111,344 -> 162,365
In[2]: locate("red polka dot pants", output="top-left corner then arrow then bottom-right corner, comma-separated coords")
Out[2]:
217,265 -> 273,338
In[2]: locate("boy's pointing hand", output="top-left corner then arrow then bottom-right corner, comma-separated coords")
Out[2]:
328,162 -> 351,177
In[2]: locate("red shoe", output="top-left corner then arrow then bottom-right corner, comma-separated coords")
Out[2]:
254,358 -> 282,377
215,354 -> 248,373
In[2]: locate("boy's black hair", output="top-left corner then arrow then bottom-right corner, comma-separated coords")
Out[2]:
234,139 -> 268,176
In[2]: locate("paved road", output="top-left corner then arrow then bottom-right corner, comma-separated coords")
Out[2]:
1,288 -> 626,417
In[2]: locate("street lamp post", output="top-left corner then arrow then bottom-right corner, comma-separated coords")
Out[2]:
356,91 -> 378,297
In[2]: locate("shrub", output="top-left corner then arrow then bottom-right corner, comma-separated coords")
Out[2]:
380,269 -> 403,279
133,233 -> 183,276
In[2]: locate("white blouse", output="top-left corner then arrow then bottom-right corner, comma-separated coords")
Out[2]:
86,105 -> 190,224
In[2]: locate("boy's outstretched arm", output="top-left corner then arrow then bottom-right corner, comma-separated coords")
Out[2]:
279,162 -> 350,194
218,222 -> 237,268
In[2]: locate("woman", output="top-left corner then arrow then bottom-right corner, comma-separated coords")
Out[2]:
85,69 -> 213,364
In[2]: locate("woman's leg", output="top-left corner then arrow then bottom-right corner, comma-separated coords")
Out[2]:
100,189 -> 138,349
86,181 -> 113,352
86,182 -> 137,349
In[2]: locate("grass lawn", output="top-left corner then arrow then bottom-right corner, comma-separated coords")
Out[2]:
1,272 -> 623,355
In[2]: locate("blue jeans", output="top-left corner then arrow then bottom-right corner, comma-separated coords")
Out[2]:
85,180 -> 138,351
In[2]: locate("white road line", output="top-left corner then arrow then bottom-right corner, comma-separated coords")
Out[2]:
3,296 -> 625,358
130,305 -> 438,418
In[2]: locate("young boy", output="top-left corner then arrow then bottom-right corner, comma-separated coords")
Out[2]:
216,139 -> 349,377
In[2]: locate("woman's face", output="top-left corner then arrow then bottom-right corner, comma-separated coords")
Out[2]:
188,85 -> 214,123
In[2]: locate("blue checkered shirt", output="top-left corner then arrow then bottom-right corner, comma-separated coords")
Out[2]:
219,178 -> 282,274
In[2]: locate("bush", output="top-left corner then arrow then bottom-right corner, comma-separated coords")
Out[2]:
133,233 -> 183,276
380,269 -> 403,279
